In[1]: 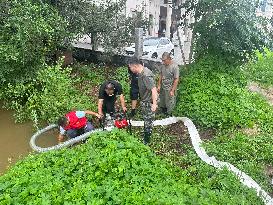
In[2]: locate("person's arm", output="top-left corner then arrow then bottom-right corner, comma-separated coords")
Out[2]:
157,74 -> 162,92
58,126 -> 66,143
85,110 -> 100,118
97,83 -> 106,118
116,82 -> 126,112
170,78 -> 179,96
151,87 -> 158,112
143,72 -> 157,112
119,94 -> 127,112
98,99 -> 104,117
170,65 -> 180,96
58,134 -> 64,143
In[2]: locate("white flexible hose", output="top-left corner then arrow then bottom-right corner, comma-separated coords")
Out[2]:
29,124 -> 114,152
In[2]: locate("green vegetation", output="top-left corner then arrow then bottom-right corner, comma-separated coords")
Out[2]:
244,48 -> 273,87
0,0 -> 68,84
205,132 -> 273,191
179,0 -> 272,61
174,54 -> 273,130
1,0 -> 273,203
0,130 -> 263,204
172,53 -> 273,195
1,63 -> 94,127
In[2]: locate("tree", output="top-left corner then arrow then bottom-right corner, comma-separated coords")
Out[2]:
40,0 -> 90,39
0,0 -> 68,83
42,0 -> 149,55
178,0 -> 272,61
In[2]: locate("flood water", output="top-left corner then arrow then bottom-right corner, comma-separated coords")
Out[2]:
0,108 -> 58,175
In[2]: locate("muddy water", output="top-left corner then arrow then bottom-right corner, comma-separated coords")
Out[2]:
0,108 -> 58,175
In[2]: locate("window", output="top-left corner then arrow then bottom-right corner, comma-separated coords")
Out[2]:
144,38 -> 159,46
159,39 -> 169,45
260,0 -> 267,12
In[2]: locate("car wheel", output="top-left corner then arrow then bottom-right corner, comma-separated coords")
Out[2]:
151,52 -> 158,58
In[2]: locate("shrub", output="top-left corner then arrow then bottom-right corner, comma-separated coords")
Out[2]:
174,55 -> 273,129
2,63 -> 94,127
204,132 -> 273,192
0,0 -> 68,84
244,48 -> 273,87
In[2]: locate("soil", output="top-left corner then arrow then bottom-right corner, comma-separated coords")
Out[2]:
265,165 -> 273,178
198,128 -> 216,141
241,123 -> 260,136
164,121 -> 190,154
248,82 -> 273,105
166,121 -> 216,141
156,121 -> 216,156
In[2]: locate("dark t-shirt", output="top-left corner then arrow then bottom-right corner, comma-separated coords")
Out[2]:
98,80 -> 123,101
128,68 -> 139,88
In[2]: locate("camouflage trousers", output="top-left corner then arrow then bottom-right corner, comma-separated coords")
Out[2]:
159,88 -> 177,114
140,101 -> 155,134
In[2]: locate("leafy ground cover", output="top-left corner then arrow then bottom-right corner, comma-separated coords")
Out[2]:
172,53 -> 273,196
0,130 -> 263,204
244,48 -> 273,87
1,0 -> 272,203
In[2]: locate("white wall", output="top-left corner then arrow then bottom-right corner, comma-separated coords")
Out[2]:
124,0 -> 161,37
256,0 -> 273,18
125,0 -> 149,18
148,0 -> 161,36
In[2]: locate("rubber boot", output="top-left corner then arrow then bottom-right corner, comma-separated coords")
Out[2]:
159,107 -> 168,116
143,131 -> 151,145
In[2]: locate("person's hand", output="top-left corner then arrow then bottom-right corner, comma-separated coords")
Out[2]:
170,90 -> 174,96
151,103 -> 157,112
157,86 -> 161,92
98,112 -> 104,119
122,106 -> 127,113
58,135 -> 64,143
95,113 -> 101,118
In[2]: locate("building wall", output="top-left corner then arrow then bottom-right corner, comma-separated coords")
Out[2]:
256,0 -> 273,18
148,0 -> 161,36
124,0 -> 161,37
125,0 -> 149,18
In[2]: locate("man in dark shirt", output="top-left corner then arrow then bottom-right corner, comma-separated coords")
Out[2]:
128,58 -> 158,144
128,67 -> 139,117
98,80 -> 127,118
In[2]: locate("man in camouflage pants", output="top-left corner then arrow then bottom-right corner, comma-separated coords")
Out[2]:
157,52 -> 179,116
128,58 -> 158,144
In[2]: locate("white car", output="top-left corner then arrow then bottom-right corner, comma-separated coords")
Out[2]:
125,37 -> 174,59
